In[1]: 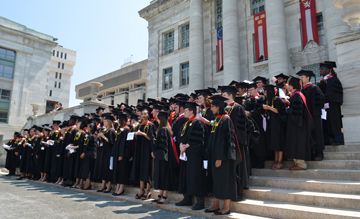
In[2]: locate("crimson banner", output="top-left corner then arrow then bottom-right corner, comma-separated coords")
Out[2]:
254,11 -> 268,62
300,0 -> 319,48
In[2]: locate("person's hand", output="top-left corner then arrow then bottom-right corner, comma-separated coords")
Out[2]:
14,152 -> 19,156
263,104 -> 269,110
118,156 -> 123,161
180,143 -> 186,153
215,160 -> 222,168
136,131 -> 144,136
80,153 -> 85,159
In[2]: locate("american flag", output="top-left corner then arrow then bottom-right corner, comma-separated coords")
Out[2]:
216,26 -> 224,71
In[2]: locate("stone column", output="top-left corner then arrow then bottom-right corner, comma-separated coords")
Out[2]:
265,0 -> 289,76
222,0 -> 241,84
189,0 -> 204,89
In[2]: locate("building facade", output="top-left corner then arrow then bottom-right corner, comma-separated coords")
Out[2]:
46,45 -> 76,112
139,0 -> 360,143
75,60 -> 147,107
0,17 -> 75,141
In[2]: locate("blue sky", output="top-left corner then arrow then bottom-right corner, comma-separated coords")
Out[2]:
1,0 -> 150,106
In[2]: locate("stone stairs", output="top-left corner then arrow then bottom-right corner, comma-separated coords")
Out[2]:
235,144 -> 360,219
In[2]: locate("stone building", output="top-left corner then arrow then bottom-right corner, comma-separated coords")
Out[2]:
75,60 -> 147,107
139,0 -> 360,143
0,17 -> 75,141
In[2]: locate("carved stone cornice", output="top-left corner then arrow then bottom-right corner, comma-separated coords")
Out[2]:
139,0 -> 189,21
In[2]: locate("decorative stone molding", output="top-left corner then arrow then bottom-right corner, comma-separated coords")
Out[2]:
139,0 -> 189,21
289,42 -> 328,68
334,0 -> 360,31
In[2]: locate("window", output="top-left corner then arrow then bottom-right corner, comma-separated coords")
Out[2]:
162,67 -> 173,90
163,31 -> 174,55
52,50 -> 55,56
0,47 -> 16,79
58,82 -> 61,89
59,73 -> 62,79
64,53 -> 67,60
60,52 -> 63,59
58,62 -> 60,68
317,13 -> 325,46
56,51 -> 59,57
179,23 -> 190,49
55,72 -> 58,79
1,89 -> 11,100
62,63 -> 64,69
251,0 -> 265,15
49,90 -> 52,97
180,62 -> 189,86
54,81 -> 57,88
0,89 -> 10,123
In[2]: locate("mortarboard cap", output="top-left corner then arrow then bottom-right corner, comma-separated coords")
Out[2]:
296,70 -> 315,77
209,95 -> 228,107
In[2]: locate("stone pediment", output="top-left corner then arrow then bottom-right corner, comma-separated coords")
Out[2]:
139,0 -> 187,21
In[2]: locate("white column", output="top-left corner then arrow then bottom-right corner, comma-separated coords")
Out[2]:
223,0 -> 241,84
189,0 -> 204,89
265,0 -> 289,76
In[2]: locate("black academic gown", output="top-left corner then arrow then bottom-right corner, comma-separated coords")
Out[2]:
227,102 -> 250,195
265,97 -> 287,151
285,92 -> 312,161
49,131 -> 63,182
112,127 -> 130,184
208,115 -> 237,201
130,122 -> 155,183
73,131 -> 85,179
35,136 -> 48,174
319,74 -> 344,143
99,128 -> 115,181
5,139 -> 20,174
178,119 -> 206,197
153,127 -> 172,190
201,108 -> 215,193
62,128 -> 78,181
302,84 -> 325,157
79,133 -> 96,179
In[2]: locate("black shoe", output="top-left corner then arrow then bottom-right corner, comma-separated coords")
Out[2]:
192,203 -> 205,210
214,210 -> 231,215
16,176 -> 25,180
175,198 -> 193,206
205,208 -> 220,213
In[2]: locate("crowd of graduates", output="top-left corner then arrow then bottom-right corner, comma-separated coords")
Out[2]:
3,61 -> 343,215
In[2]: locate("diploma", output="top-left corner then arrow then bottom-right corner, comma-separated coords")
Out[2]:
126,132 -> 135,141
179,152 -> 187,161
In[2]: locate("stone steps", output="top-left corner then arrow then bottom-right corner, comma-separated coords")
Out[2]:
250,176 -> 360,195
264,160 -> 360,169
244,186 -> 360,210
252,168 -> 360,181
234,199 -> 360,219
325,145 -> 360,152
324,151 -> 360,160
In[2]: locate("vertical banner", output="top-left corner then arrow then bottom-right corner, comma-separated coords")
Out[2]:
215,0 -> 224,71
254,11 -> 268,62
300,0 -> 319,48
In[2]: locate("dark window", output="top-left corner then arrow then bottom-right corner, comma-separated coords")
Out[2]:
251,0 -> 265,15
58,82 -> 61,89
54,81 -> 57,88
56,51 -> 59,57
46,100 -> 57,113
317,13 -> 325,46
49,90 -> 52,96
64,53 -> 67,60
163,67 -> 173,90
0,89 -> 11,100
163,31 -> 175,55
53,50 -> 55,56
58,62 -> 60,68
0,47 -> 16,79
0,89 -> 10,123
179,23 -> 190,48
62,63 -> 64,69
59,73 -> 62,79
180,62 -> 189,86
55,72 -> 58,79
60,52 -> 63,58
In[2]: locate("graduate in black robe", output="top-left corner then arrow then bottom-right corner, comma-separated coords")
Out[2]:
206,95 -> 238,216
152,110 -> 174,204
319,61 -> 344,145
263,85 -> 287,169
112,112 -> 130,196
36,126 -> 51,182
4,132 -> 21,176
61,116 -> 79,186
131,109 -> 156,200
297,70 -> 325,160
176,102 -> 206,211
220,85 -> 249,199
49,120 -> 64,183
72,120 -> 86,189
78,120 -> 96,190
17,128 -> 35,180
96,114 -> 116,193
285,77 -> 312,170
